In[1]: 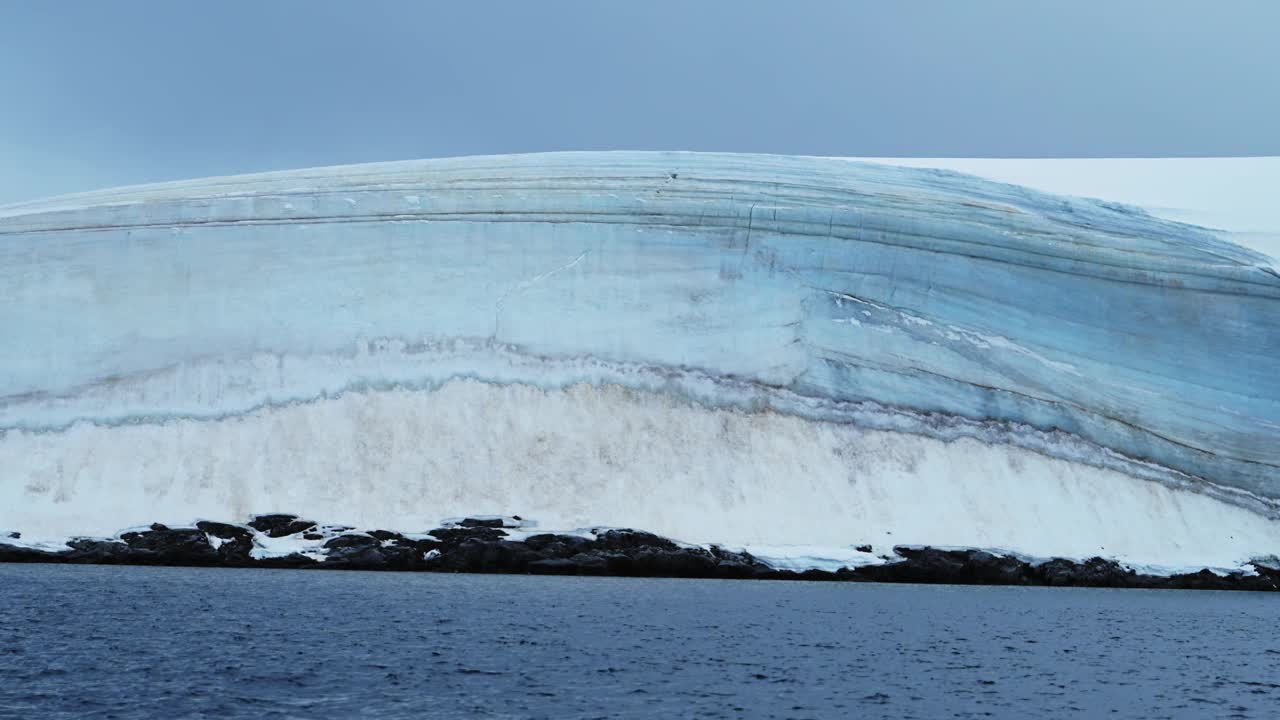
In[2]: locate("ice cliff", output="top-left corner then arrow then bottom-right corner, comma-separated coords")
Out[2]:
1,152 -> 1277,571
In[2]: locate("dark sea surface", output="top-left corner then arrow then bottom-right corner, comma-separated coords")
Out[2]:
1,565 -> 1277,719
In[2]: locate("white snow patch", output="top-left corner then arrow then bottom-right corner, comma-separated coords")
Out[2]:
746,545 -> 885,573
250,532 -> 324,562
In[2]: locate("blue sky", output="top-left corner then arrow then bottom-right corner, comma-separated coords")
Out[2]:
2,1 -> 1278,204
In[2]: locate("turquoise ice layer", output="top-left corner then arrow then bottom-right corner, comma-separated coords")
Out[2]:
1,152 -> 1276,503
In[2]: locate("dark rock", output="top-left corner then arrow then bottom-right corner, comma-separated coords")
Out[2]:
247,513 -> 297,531
1035,558 -> 1082,586
0,542 -> 61,563
63,538 -> 133,564
457,517 -> 505,528
254,553 -> 317,569
248,514 -> 317,538
376,542 -> 432,571
437,539 -> 539,573
325,530 -> 432,569
1249,562 -> 1280,590
627,547 -> 717,577
523,552 -> 607,575
668,547 -> 718,577
196,521 -> 252,540
527,558 -> 582,574
429,526 -> 507,544
6,532 -> 19,539
870,547 -> 968,584
565,553 -> 609,575
411,538 -> 443,553
855,548 -> 1035,586
834,567 -> 868,582
1074,557 -> 1136,587
707,545 -> 775,578
302,533 -> 324,541
276,520 -> 317,537
708,545 -> 760,566
593,529 -> 678,552
597,551 -> 635,575
1165,569 -> 1240,591
713,560 -> 758,579
855,544 -> 873,553
118,526 -> 219,566
192,522 -> 255,565
963,550 -> 1032,585
522,533 -> 593,558
325,544 -> 387,569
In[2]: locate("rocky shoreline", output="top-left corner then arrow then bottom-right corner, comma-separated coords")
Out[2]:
3,514 -> 1277,592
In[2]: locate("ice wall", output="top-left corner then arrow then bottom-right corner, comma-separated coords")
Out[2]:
1,152 -> 1277,564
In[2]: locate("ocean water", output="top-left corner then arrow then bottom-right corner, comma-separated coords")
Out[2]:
1,565 -> 1276,719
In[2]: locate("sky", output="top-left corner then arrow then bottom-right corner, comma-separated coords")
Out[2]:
2,0 -> 1278,205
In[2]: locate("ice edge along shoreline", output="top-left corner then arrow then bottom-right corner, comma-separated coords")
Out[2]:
3,514 -> 1278,592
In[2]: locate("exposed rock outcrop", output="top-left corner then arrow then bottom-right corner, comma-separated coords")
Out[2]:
2,516 -> 1275,592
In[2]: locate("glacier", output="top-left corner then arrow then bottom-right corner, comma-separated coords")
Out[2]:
1,151 -> 1277,572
